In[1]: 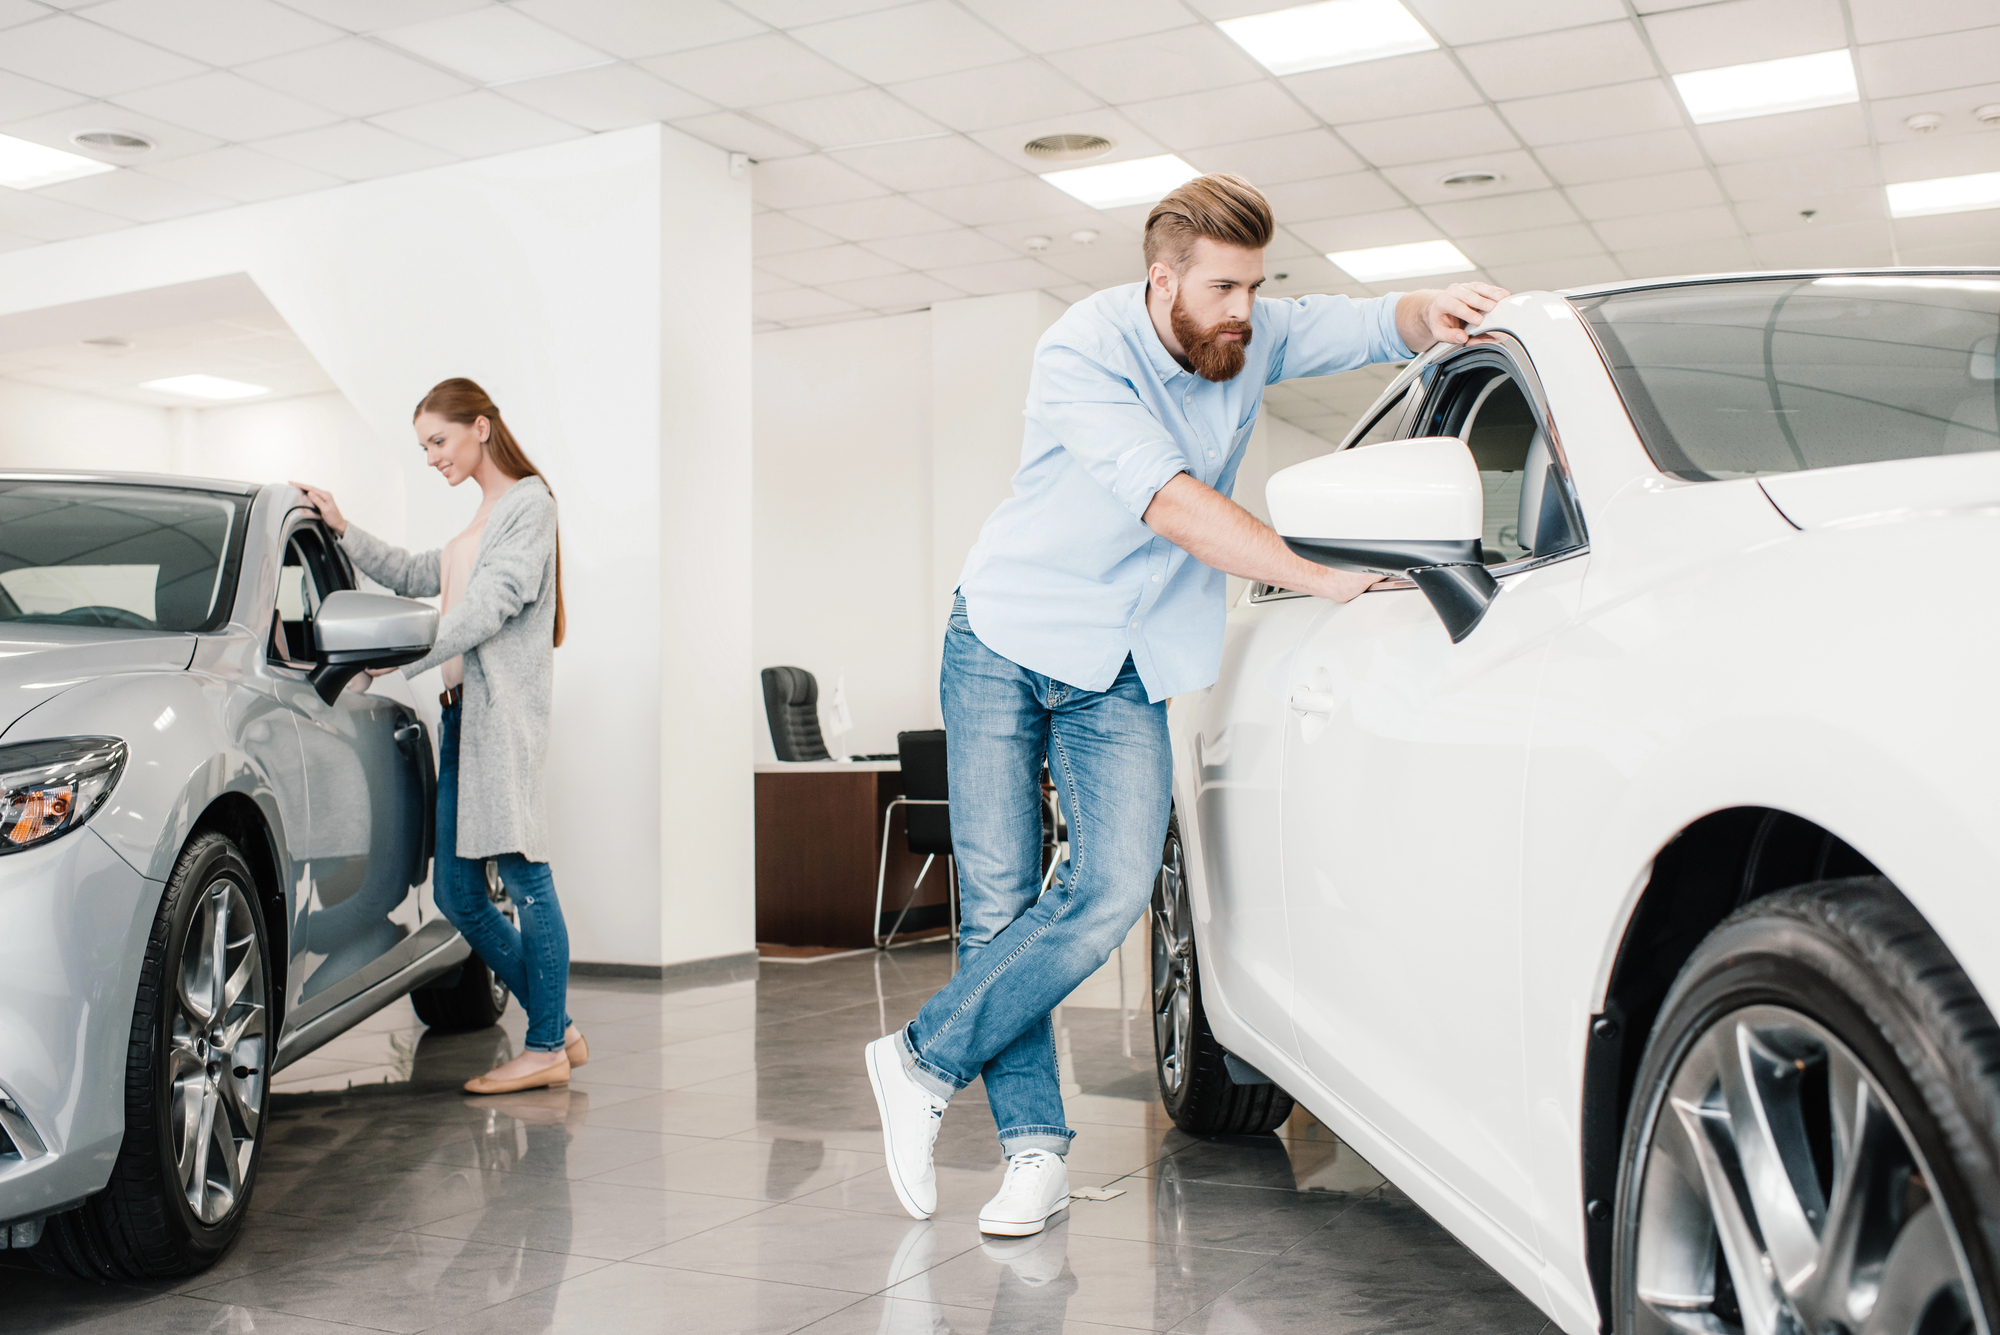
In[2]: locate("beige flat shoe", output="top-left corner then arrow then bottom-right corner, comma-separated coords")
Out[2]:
464,1052 -> 571,1095
565,1026 -> 590,1068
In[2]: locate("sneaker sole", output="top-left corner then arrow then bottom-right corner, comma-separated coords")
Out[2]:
866,1040 -> 934,1222
978,1196 -> 1070,1237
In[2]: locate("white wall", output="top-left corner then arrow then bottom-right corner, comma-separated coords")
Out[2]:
0,126 -> 754,972
0,382 -> 173,473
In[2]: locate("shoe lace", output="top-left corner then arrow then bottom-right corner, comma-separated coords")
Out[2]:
1000,1150 -> 1057,1195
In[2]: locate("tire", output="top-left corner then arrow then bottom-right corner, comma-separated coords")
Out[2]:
35,833 -> 271,1280
1151,808 -> 1294,1135
409,953 -> 508,1032
1613,877 -> 2000,1335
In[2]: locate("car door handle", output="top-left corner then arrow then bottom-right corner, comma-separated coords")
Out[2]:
393,723 -> 424,753
1290,688 -> 1339,717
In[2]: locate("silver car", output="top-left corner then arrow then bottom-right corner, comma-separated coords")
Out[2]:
0,472 -> 510,1280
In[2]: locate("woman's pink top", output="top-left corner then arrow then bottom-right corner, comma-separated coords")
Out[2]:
438,514 -> 489,689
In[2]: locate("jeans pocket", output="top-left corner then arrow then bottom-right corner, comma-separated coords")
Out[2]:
948,592 -> 971,635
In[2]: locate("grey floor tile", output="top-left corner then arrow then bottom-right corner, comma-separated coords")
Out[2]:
586,1135 -> 883,1202
632,1205 -> 985,1294
26,1294 -> 377,1335
417,1120 -> 707,1180
570,1087 -> 767,1139
418,1259 -> 860,1335
412,1176 -> 774,1261
1061,1176 -> 1361,1254
796,1292 -> 1151,1334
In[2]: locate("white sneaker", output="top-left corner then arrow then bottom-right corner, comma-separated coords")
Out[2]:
866,1035 -> 946,1220
978,1149 -> 1070,1237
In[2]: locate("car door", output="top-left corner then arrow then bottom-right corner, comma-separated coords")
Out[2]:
1278,344 -> 1588,1249
264,516 -> 436,1019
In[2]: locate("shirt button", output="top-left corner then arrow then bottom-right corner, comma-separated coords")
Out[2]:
1130,620 -> 1139,629
1207,450 -> 1215,458
1151,574 -> 1160,582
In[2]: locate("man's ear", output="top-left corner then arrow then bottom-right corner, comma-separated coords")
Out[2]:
1148,260 -> 1177,300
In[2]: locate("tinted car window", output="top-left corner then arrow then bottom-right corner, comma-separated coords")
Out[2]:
0,482 -> 248,632
1575,276 -> 2000,481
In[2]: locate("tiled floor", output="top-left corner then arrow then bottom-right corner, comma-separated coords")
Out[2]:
3,942 -> 1553,1334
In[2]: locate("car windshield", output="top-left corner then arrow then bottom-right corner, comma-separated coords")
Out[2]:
0,481 -> 249,633
1574,275 -> 2000,481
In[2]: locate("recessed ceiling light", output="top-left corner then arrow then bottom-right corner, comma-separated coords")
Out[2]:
0,132 -> 116,190
1440,169 -> 1501,188
141,375 -> 271,401
1041,154 -> 1200,210
1903,113 -> 1944,134
1218,0 -> 1436,77
1326,240 -> 1476,282
71,129 -> 153,154
1672,49 -> 1857,125
1023,133 -> 1114,163
1976,103 -> 2000,127
1885,171 -> 2000,218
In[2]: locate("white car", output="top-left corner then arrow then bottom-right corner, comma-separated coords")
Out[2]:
1155,270 -> 2000,1335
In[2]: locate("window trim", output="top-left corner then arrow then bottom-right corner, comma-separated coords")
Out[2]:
265,512 -> 351,670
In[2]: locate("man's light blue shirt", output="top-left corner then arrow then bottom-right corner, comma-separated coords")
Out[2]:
958,281 -> 1412,703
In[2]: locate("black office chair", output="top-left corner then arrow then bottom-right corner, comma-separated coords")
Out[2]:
761,666 -> 831,762
875,729 -> 957,949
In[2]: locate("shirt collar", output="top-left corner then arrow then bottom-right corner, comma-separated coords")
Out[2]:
1125,281 -> 1193,386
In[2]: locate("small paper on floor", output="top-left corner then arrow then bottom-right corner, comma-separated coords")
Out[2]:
1069,1186 -> 1125,1201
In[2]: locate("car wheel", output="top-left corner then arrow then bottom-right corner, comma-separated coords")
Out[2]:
409,954 -> 509,1032
35,832 -> 270,1280
1151,808 -> 1294,1136
1614,877 -> 1999,1335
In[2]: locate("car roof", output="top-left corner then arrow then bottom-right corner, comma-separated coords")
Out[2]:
1561,265 -> 2000,299
0,469 -> 263,497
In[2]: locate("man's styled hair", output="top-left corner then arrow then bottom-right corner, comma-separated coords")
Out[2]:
1143,174 -> 1274,272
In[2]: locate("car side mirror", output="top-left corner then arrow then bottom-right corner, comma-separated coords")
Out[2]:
309,590 -> 438,703
1266,436 -> 1498,643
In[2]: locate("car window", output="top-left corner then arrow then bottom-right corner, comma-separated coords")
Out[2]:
1345,384 -> 1413,449
1574,275 -> 2000,481
1411,360 -> 1578,566
270,523 -> 347,665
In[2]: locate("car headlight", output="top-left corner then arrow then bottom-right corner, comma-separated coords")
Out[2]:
0,737 -> 127,855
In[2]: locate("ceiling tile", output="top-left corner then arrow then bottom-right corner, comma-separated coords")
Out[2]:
1748,219 -> 1895,268
910,174 -> 1097,225
1877,132 -> 2000,184
512,0 -> 765,59
962,108 -> 1166,174
1038,246 -> 1142,287
1869,80 -> 2000,146
752,268 -> 798,293
1642,0 -> 1849,73
86,0 -> 339,65
1535,128 -> 1705,184
1457,223 -> 1602,266
1284,51 -> 1482,126
1261,172 -> 1406,224
0,185 -> 123,240
0,15 -> 205,97
1715,147 -> 1879,200
1858,27 -> 2000,100
831,135 -> 1022,191
1290,207 -> 1439,253
754,287 -> 865,322
961,0 -> 1189,53
671,112 -> 812,160
500,64 -> 713,131
1457,22 -> 1658,102
0,1 -> 47,28
1260,254 -> 1353,296
1891,211 -> 2000,265
1189,129 -> 1365,184
139,144 -> 343,201
752,88 -> 945,151
1378,150 -> 1555,202
862,226 -> 1016,267
1484,254 -> 1626,290
1850,0 -> 2000,44
1697,103 -> 1867,163
270,0 -> 485,34
754,211 -> 839,255
1733,185 -> 1884,232
253,120 -> 453,180
751,153 -> 890,208
818,269 -> 965,309
1403,0 -> 1627,45
377,7 -> 612,86
758,241 -> 906,283
926,255 -> 1072,295
730,0 -> 903,25
3,99 -> 223,164
1119,82 -> 1317,151
792,1 -> 1023,84
642,33 -> 864,105
1423,188 -> 1579,234
36,167 -> 232,221
237,38 -> 475,119
371,91 -> 584,158
1336,106 -> 1520,167
0,70 -> 86,122
1567,167 -> 1722,220
1594,203 -> 1742,251
1499,81 -> 1683,147
1614,235 -> 1756,279
1044,25 -> 1265,106
887,59 -> 1101,133
974,208 -> 1138,249
788,194 -> 957,240
117,72 -> 343,141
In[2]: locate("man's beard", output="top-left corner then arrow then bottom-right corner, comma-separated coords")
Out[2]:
1170,294 -> 1252,383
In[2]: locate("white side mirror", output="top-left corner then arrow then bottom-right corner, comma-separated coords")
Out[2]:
1266,436 -> 1498,642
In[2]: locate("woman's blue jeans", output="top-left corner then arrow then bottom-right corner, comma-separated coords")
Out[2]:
897,596 -> 1172,1157
437,702 -> 571,1053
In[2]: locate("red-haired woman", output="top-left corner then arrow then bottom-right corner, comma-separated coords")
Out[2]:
293,378 -> 584,1094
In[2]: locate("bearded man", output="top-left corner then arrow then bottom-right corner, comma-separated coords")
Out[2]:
865,173 -> 1507,1236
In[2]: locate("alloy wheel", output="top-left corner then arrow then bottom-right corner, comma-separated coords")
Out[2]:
1633,1003 -> 1980,1335
1151,824 -> 1194,1100
168,876 -> 266,1225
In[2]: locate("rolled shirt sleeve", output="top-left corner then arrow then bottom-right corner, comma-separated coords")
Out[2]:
1030,342 -> 1193,520
1265,292 -> 1414,383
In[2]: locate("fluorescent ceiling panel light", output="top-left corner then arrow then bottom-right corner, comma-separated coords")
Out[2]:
1327,240 -> 1475,283
141,375 -> 270,401
0,133 -> 116,190
1673,49 -> 1857,125
379,8 -> 610,86
1042,154 -> 1199,210
1884,172 -> 2000,218
1218,0 -> 1436,76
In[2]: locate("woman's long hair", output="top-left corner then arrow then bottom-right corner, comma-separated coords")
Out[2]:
414,378 -> 566,647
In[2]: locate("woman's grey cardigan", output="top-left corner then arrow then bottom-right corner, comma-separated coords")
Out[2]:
340,477 -> 557,862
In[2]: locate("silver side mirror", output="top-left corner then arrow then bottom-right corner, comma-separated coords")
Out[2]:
309,590 -> 437,703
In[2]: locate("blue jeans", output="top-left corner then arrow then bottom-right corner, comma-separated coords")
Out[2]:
437,702 -> 571,1052
898,595 -> 1172,1157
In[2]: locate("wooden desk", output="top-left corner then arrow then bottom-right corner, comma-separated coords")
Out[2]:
753,761 -> 947,949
